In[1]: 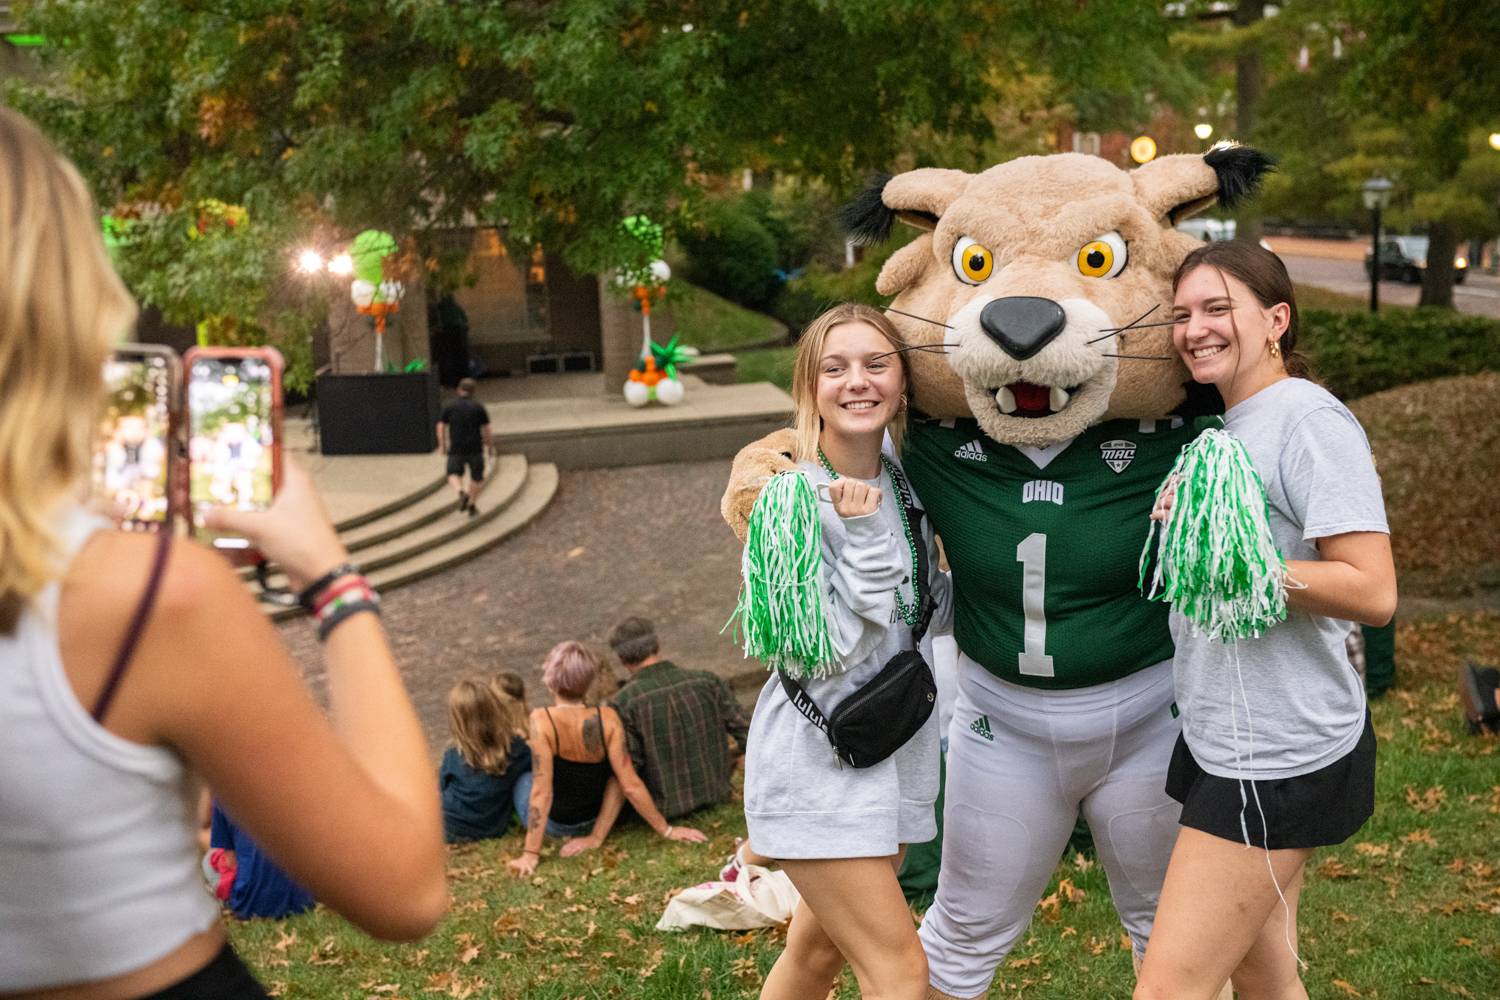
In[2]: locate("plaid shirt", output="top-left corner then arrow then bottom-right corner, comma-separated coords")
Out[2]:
611,660 -> 749,820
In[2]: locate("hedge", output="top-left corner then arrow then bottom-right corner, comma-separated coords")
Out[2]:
1301,307 -> 1500,400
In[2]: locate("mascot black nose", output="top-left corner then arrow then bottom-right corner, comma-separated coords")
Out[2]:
979,297 -> 1067,361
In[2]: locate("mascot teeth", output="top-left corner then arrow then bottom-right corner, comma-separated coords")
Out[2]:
996,386 -> 1018,414
1049,386 -> 1070,412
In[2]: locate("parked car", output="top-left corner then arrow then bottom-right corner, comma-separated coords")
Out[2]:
1364,236 -> 1468,285
1175,217 -> 1273,251
1177,217 -> 1236,242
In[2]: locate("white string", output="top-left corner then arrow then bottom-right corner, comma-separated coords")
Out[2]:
1227,640 -> 1307,971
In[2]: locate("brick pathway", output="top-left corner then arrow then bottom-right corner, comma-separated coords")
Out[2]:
278,459 -> 760,756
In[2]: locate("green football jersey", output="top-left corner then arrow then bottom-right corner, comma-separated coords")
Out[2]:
901,416 -> 1202,690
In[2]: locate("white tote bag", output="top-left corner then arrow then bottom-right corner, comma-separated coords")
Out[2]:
655,861 -> 800,931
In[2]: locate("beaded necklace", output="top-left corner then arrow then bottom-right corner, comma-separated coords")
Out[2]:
817,448 -> 922,629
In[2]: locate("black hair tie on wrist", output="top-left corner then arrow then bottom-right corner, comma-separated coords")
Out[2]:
297,562 -> 361,610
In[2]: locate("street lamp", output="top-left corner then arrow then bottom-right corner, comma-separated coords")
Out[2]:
1362,176 -> 1395,313
1194,122 -> 1214,141
1489,132 -> 1500,152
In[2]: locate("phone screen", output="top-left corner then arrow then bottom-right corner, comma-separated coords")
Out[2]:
188,355 -> 277,546
94,352 -> 174,530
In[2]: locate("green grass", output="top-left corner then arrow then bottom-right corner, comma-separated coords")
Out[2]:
228,639 -> 1500,999
669,280 -> 786,352
732,345 -> 796,392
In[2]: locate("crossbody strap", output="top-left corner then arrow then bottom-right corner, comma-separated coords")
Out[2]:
91,530 -> 174,724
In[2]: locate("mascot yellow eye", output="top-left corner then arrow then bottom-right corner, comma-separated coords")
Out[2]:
951,237 -> 994,285
1076,231 -> 1128,279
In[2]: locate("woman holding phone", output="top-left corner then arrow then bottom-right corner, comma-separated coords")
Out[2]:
0,108 -> 447,998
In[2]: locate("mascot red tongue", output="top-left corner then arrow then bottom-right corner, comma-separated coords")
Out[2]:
1009,381 -> 1051,415
724,144 -> 1271,1000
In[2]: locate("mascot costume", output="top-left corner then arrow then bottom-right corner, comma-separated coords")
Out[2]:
723,144 -> 1273,999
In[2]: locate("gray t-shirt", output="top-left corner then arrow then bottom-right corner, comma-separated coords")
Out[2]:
1170,377 -> 1388,779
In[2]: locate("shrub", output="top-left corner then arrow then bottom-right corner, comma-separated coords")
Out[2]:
678,200 -> 780,309
1301,308 -> 1500,400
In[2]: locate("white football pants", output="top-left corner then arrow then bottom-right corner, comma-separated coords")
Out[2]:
919,655 -> 1183,999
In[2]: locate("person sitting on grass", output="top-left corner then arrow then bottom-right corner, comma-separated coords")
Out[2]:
507,641 -> 707,877
608,615 -> 749,820
206,801 -> 315,922
440,677 -> 532,843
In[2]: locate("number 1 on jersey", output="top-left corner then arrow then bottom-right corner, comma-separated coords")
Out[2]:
1015,532 -> 1055,677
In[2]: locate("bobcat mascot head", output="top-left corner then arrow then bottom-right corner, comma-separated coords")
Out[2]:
838,144 -> 1274,448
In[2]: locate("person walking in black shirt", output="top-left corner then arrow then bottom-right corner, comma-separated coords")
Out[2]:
437,378 -> 492,516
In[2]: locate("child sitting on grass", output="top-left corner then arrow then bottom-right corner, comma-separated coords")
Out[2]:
440,677 -> 532,843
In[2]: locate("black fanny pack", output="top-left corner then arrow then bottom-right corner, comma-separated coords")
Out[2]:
778,484 -> 936,769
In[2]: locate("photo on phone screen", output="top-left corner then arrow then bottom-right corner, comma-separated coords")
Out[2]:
188,354 -> 278,546
94,351 -> 175,531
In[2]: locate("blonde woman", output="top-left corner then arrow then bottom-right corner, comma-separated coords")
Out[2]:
743,303 -> 952,1000
0,108 -> 445,999
440,677 -> 532,842
507,641 -> 706,876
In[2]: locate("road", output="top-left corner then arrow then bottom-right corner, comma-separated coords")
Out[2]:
1265,237 -> 1500,319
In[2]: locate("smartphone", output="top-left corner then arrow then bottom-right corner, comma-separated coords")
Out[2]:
93,345 -> 179,532
184,347 -> 284,557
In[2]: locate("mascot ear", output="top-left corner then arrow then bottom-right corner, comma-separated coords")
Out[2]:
1132,144 -> 1276,225
839,168 -> 972,245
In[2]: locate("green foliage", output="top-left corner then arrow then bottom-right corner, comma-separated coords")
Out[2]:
771,229 -> 918,331
1302,308 -> 1500,400
678,199 -> 780,309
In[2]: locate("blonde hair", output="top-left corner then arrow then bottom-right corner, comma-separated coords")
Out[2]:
0,109 -> 137,633
790,303 -> 908,463
447,677 -> 528,776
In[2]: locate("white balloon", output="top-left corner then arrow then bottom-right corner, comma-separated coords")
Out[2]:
649,259 -> 671,283
655,377 -> 685,406
379,280 -> 405,302
623,380 -> 651,407
350,279 -> 376,308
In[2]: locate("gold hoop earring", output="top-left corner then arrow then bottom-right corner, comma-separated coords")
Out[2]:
1269,342 -> 1282,359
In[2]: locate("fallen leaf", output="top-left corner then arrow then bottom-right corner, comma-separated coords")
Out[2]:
1331,978 -> 1362,996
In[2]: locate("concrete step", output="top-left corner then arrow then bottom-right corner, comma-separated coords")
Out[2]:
340,454 -> 527,555
266,462 -> 559,622
255,456 -> 531,592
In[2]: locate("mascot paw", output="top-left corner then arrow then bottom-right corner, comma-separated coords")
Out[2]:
720,428 -> 797,542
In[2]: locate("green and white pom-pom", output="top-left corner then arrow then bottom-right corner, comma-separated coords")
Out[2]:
725,470 -> 840,679
1138,427 -> 1287,642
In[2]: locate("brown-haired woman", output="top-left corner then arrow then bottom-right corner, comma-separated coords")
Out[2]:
440,678 -> 532,842
0,108 -> 445,999
1136,241 -> 1396,1000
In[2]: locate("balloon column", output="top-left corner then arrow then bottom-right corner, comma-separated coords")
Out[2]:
618,216 -> 685,407
348,230 -> 404,371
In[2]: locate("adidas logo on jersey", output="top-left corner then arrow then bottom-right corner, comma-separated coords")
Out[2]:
953,440 -> 988,462
969,715 -> 995,741
1100,439 -> 1137,473
1022,479 -> 1065,505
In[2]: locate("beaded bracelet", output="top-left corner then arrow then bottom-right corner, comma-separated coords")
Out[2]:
317,599 -> 381,643
313,576 -> 374,616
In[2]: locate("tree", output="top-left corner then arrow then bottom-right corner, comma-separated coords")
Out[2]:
1334,0 -> 1500,307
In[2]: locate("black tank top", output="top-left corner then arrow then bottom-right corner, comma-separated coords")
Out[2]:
545,707 -> 612,825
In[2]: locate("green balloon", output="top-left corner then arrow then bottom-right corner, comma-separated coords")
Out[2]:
350,229 -> 397,284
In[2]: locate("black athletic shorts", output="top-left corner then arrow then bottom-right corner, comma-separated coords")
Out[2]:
1166,711 -> 1375,850
143,943 -> 271,999
446,452 -> 485,482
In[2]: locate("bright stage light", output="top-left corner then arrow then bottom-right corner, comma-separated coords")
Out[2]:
328,253 -> 354,276
296,248 -> 325,274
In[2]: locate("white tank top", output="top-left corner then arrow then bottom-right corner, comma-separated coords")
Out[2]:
0,509 -> 219,989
